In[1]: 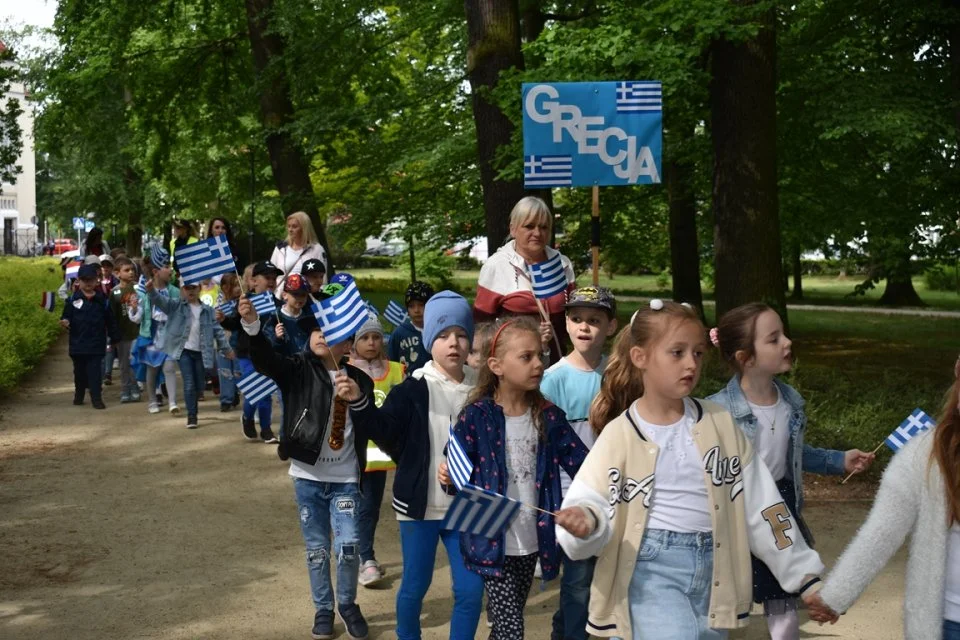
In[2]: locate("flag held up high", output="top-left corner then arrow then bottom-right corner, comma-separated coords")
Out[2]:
384,300 -> 407,327
310,273 -> 368,346
441,484 -> 523,539
528,253 -> 568,299
237,371 -> 278,406
174,236 -> 235,284
247,291 -> 276,317
885,408 -> 937,452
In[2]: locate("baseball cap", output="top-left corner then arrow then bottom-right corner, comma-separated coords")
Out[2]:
83,254 -> 101,265
565,286 -> 617,316
405,281 -> 435,306
302,259 -> 326,275
283,273 -> 310,294
78,264 -> 99,280
252,260 -> 283,277
98,254 -> 114,265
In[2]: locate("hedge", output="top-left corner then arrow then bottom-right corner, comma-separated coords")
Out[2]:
0,257 -> 64,392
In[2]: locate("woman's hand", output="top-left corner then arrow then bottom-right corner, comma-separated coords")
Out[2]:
438,460 -> 451,486
238,297 -> 257,323
334,372 -> 362,402
555,506 -> 596,539
802,591 -> 839,625
539,321 -> 553,347
844,449 -> 875,475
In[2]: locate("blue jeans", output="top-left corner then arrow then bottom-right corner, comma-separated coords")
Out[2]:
628,529 -> 726,640
945,619 -> 960,640
358,470 -> 386,563
397,519 -> 483,640
217,352 -> 239,406
238,357 -> 272,428
551,553 -> 597,640
178,349 -> 205,419
293,479 -> 361,612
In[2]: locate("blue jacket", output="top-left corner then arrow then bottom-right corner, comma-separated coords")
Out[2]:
450,398 -> 587,580
263,310 -> 311,357
148,289 -> 230,368
707,376 -> 845,521
61,289 -> 121,356
386,318 -> 429,374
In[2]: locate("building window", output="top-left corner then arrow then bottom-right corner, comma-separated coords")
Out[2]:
0,197 -> 16,210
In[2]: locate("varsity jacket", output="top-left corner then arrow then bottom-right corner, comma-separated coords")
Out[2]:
450,398 -> 588,580
557,398 -> 824,637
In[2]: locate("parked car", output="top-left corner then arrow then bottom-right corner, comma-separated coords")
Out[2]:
52,238 -> 78,255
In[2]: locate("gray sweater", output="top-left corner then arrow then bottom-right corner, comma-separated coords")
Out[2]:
820,429 -> 948,639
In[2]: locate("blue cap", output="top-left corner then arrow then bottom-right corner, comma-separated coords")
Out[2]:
422,291 -> 474,349
150,245 -> 170,270
77,264 -> 99,280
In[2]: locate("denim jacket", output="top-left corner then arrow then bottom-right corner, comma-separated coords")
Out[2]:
707,376 -> 845,518
449,398 -> 587,580
147,289 -> 230,368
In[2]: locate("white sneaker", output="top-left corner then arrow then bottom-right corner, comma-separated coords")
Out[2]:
169,404 -> 180,415
358,560 -> 384,587
148,403 -> 160,414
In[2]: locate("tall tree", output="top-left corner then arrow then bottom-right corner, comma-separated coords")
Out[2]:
0,43 -> 24,190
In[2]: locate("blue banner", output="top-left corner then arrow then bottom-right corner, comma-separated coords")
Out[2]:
522,81 -> 663,188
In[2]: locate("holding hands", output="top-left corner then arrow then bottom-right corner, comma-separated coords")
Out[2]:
802,590 -> 839,625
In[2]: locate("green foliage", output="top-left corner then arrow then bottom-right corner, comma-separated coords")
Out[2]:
393,248 -> 457,291
0,45 -> 24,188
925,263 -> 960,292
0,258 -> 64,392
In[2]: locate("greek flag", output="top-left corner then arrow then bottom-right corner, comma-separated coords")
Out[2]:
885,408 -> 937,451
247,291 -> 276,317
135,275 -> 148,295
174,236 -> 235,284
615,81 -> 662,113
441,484 -> 523,538
366,301 -> 380,318
237,371 -> 278,406
310,273 -> 368,346
41,292 -> 56,312
446,423 -> 474,491
384,300 -> 407,327
529,253 -> 568,298
524,155 -> 573,188
217,300 -> 238,316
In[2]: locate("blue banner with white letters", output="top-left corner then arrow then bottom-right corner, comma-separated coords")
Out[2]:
522,81 -> 663,188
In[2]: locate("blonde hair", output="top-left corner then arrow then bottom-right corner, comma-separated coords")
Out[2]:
287,211 -> 320,247
589,302 -> 705,433
509,196 -> 552,235
220,272 -> 241,300
466,317 -> 547,440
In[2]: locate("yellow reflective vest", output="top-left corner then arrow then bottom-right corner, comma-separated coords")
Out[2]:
364,360 -> 405,471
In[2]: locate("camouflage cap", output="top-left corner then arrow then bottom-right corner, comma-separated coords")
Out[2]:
565,286 -> 616,315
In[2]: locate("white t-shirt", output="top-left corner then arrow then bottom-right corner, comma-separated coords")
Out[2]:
632,399 -> 712,533
945,524 -> 960,623
504,410 -> 539,555
183,304 -> 203,351
747,388 -> 792,481
288,371 -> 359,484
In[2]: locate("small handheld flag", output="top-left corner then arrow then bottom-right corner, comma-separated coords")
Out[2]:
65,260 -> 82,281
384,299 -> 408,327
365,301 -> 380,318
885,408 -> 936,452
174,236 -> 235,284
310,273 -> 368,346
446,424 -> 474,491
217,300 -> 238,317
247,291 -> 276,317
440,484 -> 523,538
41,292 -> 56,312
237,371 -> 278,406
135,275 -> 148,295
528,253 -> 568,299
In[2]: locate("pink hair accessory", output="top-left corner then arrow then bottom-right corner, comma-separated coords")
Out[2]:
709,327 -> 720,347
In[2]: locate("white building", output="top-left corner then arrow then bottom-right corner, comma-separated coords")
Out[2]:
0,40 -> 37,255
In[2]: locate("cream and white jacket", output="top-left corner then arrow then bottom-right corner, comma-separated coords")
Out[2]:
557,398 -> 824,638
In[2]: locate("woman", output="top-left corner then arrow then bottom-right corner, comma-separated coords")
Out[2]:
80,227 -> 110,258
169,218 -> 200,273
204,217 -> 239,284
474,196 -> 575,364
270,211 -> 327,298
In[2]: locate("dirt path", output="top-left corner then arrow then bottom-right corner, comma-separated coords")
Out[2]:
0,335 -> 907,639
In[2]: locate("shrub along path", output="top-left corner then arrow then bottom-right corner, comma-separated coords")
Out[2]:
0,334 -> 913,639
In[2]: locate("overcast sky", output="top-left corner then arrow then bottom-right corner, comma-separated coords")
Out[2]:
2,0 -> 57,49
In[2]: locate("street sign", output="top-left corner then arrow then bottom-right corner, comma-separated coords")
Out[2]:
72,217 -> 85,230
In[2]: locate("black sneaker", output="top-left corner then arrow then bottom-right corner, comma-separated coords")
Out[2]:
73,392 -> 84,406
311,610 -> 335,640
92,399 -> 107,410
338,604 -> 368,640
103,376 -> 112,386
242,416 -> 257,440
260,428 -> 279,444
186,415 -> 199,429
220,404 -> 231,413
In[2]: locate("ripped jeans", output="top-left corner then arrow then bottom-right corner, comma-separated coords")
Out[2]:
293,478 -> 361,612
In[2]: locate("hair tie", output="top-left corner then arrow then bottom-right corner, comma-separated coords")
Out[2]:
649,299 -> 664,311
709,327 -> 720,347
630,310 -> 639,325
681,302 -> 692,309
489,320 -> 516,356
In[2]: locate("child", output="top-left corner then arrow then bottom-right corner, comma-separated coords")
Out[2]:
339,291 -> 483,639
131,248 -> 181,415
60,264 -> 121,409
442,317 -> 587,639
387,281 -> 434,374
555,300 -> 831,640
265,273 -> 312,356
466,322 -> 495,370
214,272 -> 242,412
109,257 -> 142,403
806,366 -> 960,638
199,278 -> 220,308
253,259 -> 282,297
705,303 -> 874,639
347,313 -> 405,588
99,254 -> 119,295
540,287 -> 618,640
145,278 -> 233,429
238,288 -> 374,640
302,258 -> 327,296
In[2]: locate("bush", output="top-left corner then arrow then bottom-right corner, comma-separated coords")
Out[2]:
0,257 -> 64,392
925,263 -> 959,292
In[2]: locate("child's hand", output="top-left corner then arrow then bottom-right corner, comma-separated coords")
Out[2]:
128,295 -> 138,310
59,319 -> 70,329
237,297 -> 257,323
224,350 -> 236,361
844,449 -> 875,475
334,372 -> 362,402
539,321 -> 553,346
144,278 -> 154,292
437,460 -> 451,486
555,506 -> 596,539
802,590 -> 839,625
275,323 -> 285,339
215,309 -> 224,323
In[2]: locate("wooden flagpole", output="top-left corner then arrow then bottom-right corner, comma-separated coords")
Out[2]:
591,185 -> 600,286
840,440 -> 886,485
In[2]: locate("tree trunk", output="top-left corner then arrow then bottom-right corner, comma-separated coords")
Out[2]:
710,3 -> 786,321
123,165 -> 142,257
665,126 -> 704,312
464,0 -> 528,254
244,0 -> 332,267
791,243 -> 803,299
879,274 -> 925,306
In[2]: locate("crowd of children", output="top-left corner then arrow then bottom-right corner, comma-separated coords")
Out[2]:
56,228 -> 960,640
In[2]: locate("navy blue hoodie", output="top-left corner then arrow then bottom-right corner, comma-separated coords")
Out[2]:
386,318 -> 429,374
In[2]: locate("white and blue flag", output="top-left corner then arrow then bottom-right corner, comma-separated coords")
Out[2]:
365,301 -> 380,318
384,299 -> 408,328
441,484 -> 523,538
247,291 -> 276,317
615,81 -> 662,113
174,236 -> 235,284
310,273 -> 368,346
885,408 -> 937,452
237,371 -> 278,406
446,424 -> 474,491
524,155 -> 573,188
135,275 -> 148,295
217,300 -> 238,316
528,253 -> 568,299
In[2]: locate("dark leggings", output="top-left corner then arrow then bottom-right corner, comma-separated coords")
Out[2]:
482,553 -> 538,639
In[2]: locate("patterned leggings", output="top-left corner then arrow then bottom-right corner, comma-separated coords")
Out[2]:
482,553 -> 538,640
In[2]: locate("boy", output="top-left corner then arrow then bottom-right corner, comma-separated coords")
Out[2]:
386,281 -> 434,375
252,259 -> 283,298
302,258 -> 327,296
238,286 -> 375,640
266,273 -> 312,356
132,249 -> 181,415
539,286 -> 617,640
109,256 -> 142,402
60,264 -> 122,409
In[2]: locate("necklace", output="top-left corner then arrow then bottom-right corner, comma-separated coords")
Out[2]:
753,403 -> 778,433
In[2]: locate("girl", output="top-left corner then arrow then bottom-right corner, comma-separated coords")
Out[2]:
446,317 -> 587,639
339,291 -> 483,639
215,272 -> 242,412
807,361 -> 960,639
707,302 -> 874,640
555,300 -> 830,640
